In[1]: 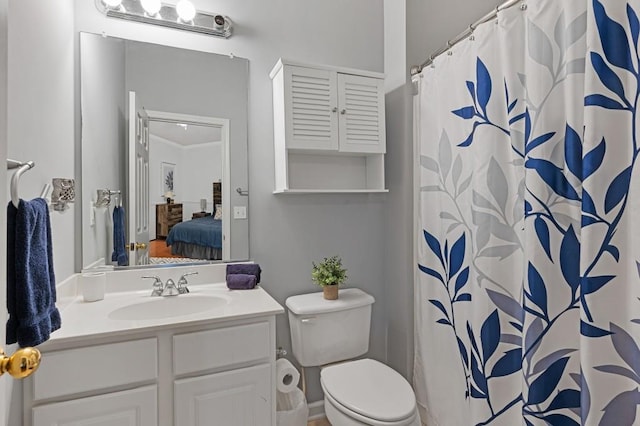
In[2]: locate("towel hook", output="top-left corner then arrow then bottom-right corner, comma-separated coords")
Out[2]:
7,159 -> 35,208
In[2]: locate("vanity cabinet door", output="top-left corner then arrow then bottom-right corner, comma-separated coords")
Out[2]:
32,386 -> 157,426
174,364 -> 272,426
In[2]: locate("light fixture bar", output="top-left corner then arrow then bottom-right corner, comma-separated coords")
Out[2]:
95,0 -> 233,38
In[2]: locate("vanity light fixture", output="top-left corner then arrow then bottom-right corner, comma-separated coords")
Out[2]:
102,0 -> 123,8
95,0 -> 233,38
140,0 -> 161,16
176,0 -> 196,22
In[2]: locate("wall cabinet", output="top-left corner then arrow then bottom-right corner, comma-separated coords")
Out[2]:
270,59 -> 388,193
24,318 -> 277,426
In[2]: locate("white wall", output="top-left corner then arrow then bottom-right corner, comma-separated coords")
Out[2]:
148,135 -> 182,240
147,135 -> 222,238
181,143 -> 222,219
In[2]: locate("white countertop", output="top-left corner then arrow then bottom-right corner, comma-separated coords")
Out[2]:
46,283 -> 284,347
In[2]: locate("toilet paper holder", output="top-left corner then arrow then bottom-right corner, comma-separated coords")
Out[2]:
275,347 -> 305,394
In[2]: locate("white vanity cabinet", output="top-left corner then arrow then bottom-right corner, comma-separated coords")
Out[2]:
174,364 -> 271,424
271,58 -> 387,193
23,317 -> 277,426
32,386 -> 158,426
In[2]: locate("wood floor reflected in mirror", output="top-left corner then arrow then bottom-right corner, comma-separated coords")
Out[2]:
308,419 -> 331,426
149,239 -> 183,258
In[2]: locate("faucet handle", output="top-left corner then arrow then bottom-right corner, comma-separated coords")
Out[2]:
177,271 -> 198,294
179,271 -> 199,282
142,276 -> 163,296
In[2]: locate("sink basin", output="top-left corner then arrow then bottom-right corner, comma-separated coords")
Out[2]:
108,295 -> 229,321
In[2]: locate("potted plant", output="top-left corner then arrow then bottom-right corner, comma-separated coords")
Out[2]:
311,255 -> 348,300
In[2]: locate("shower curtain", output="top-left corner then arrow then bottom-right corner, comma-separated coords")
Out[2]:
415,0 -> 640,424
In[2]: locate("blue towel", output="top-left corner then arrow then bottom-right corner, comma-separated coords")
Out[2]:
6,199 -> 61,347
111,206 -> 128,266
226,263 -> 261,283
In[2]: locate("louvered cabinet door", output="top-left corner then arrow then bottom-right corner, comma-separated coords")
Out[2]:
337,73 -> 386,154
283,65 -> 339,151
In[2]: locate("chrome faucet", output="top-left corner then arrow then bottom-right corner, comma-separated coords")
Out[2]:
162,279 -> 179,297
142,272 -> 198,297
177,272 -> 198,294
142,276 -> 164,297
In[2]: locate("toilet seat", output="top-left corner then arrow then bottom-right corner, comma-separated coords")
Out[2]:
320,358 -> 417,424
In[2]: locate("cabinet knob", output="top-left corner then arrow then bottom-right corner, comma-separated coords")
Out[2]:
0,347 -> 41,379
331,107 -> 338,113
340,109 -> 347,115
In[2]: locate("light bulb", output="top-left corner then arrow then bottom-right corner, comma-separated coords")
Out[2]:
141,0 -> 161,15
102,0 -> 122,7
176,0 -> 196,21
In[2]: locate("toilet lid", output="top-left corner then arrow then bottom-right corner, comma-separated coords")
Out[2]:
320,358 -> 416,422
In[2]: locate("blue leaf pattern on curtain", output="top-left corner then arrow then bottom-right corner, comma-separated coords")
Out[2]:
415,0 -> 640,424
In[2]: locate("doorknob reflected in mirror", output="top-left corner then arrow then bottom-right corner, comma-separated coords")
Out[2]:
129,242 -> 148,250
0,346 -> 41,379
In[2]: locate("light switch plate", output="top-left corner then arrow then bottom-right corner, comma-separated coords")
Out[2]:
233,206 -> 247,219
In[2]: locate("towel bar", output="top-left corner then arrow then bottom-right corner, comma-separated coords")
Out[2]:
7,159 -> 35,208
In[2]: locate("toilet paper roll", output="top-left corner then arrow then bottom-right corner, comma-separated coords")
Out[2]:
276,358 -> 300,394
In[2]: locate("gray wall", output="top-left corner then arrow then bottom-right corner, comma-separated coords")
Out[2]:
3,0 -> 509,417
381,0 -> 508,384
407,0 -> 501,68
8,0 -> 76,282
6,0 -> 76,421
76,0 -> 386,405
80,34 -> 126,268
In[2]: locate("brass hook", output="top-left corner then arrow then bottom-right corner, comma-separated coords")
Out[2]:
0,346 -> 41,379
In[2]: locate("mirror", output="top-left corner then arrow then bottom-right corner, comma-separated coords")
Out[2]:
80,32 -> 249,270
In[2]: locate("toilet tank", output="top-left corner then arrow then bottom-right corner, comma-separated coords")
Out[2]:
286,288 -> 375,367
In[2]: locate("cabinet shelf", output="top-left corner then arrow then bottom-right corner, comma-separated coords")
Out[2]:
271,59 -> 387,193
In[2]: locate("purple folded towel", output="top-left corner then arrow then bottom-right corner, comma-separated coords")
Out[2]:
226,263 -> 261,284
227,274 -> 257,290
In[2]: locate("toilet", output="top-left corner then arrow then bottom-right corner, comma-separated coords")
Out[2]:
286,288 -> 420,426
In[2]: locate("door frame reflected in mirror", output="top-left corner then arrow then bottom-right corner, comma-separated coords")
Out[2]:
136,109 -> 231,264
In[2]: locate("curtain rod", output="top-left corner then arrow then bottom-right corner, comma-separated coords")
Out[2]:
410,0 -> 524,76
